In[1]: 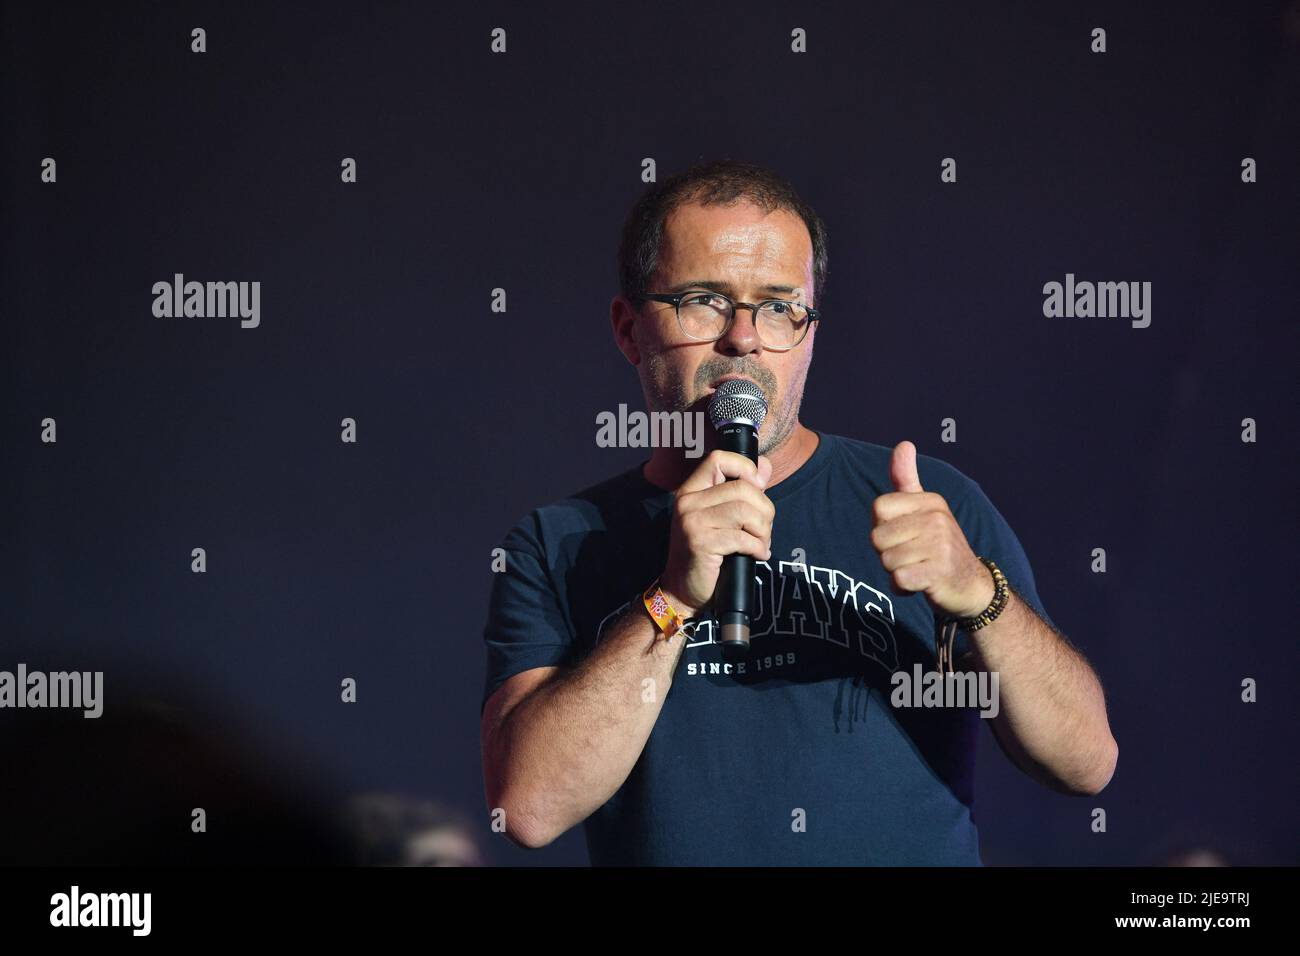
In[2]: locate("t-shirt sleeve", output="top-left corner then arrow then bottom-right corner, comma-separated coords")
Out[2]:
480,512 -> 576,716
951,481 -> 1058,660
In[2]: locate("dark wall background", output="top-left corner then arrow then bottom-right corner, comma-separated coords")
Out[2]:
3,0 -> 1297,866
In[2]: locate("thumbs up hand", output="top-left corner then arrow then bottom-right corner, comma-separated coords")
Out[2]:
870,440 -> 995,621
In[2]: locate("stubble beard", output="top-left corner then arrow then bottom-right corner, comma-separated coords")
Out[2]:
640,349 -> 804,458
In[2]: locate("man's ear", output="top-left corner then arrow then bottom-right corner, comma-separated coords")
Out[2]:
611,296 -> 641,365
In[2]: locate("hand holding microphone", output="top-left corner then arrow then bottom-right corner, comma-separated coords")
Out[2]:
657,380 -> 772,649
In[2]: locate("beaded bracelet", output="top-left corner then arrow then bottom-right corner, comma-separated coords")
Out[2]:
935,557 -> 1010,673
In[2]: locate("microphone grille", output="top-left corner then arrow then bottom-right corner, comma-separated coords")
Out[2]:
708,378 -> 768,431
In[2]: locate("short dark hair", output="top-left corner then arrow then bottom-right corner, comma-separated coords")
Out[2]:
617,159 -> 829,309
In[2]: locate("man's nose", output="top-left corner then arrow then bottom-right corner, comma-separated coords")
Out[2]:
715,306 -> 763,356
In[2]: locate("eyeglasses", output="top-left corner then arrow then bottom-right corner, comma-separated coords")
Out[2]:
631,289 -> 821,351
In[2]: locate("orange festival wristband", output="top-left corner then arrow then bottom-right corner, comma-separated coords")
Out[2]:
641,579 -> 688,640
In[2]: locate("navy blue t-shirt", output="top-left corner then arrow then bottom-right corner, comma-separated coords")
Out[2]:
481,430 -> 1056,865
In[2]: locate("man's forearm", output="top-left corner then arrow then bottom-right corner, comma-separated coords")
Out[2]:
488,599 -> 688,846
961,587 -> 1118,795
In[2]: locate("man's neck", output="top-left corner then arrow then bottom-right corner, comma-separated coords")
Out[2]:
641,422 -> 820,492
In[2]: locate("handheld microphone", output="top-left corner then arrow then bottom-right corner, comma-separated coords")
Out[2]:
706,378 -> 769,652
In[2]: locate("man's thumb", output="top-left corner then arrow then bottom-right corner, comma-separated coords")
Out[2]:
890,440 -> 924,493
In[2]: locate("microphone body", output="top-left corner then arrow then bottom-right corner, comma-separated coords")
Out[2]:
706,379 -> 769,653
714,421 -> 758,650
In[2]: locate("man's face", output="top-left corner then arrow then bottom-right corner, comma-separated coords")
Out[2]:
627,199 -> 817,457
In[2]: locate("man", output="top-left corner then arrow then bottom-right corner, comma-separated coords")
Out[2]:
479,159 -> 1118,865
